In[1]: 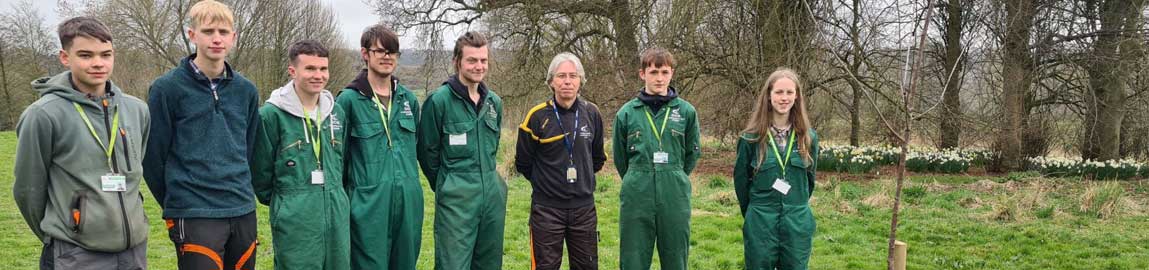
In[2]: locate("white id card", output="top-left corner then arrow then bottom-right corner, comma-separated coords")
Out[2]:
566,166 -> 578,183
311,170 -> 325,185
101,174 -> 127,192
772,178 -> 791,195
653,151 -> 669,164
449,133 -> 467,145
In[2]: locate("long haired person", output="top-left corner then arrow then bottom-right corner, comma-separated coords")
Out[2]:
733,68 -> 820,270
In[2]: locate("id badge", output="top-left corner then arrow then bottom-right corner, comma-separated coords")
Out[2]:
566,165 -> 578,183
653,151 -> 669,164
449,133 -> 467,145
772,178 -> 791,195
101,173 -> 127,192
311,170 -> 325,185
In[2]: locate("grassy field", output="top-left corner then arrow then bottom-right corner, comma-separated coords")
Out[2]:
2,130 -> 1149,269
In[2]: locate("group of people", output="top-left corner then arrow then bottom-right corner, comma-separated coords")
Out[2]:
11,1 -> 822,270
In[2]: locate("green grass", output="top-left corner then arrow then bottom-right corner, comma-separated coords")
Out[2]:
3,131 -> 1149,269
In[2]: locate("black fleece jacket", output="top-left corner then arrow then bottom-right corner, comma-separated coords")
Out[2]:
514,97 -> 606,208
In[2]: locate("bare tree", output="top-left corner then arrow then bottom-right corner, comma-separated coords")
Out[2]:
369,0 -> 648,116
815,0 -> 917,146
1081,0 -> 1149,160
934,0 -> 970,149
0,0 -> 55,130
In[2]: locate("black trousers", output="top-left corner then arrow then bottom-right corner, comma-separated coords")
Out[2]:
167,211 -> 258,270
529,204 -> 598,270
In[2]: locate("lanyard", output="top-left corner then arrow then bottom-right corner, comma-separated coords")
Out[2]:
372,91 -> 393,149
74,102 -> 120,172
766,130 -> 796,177
551,98 -> 579,165
643,107 -> 670,149
302,106 -> 322,169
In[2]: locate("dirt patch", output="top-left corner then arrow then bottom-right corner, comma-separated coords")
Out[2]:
923,182 -> 956,193
691,209 -> 729,218
693,147 -> 737,176
958,196 -> 983,209
966,179 -> 1003,193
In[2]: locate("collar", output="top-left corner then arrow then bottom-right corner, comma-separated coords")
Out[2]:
550,97 -> 581,112
67,75 -> 116,101
184,54 -> 233,82
445,74 -> 488,99
346,69 -> 404,99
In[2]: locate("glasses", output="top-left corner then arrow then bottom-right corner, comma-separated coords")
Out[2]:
555,73 -> 581,81
367,48 -> 401,58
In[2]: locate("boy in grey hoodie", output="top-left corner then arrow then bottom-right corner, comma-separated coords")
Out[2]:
251,40 -> 350,270
13,17 -> 150,270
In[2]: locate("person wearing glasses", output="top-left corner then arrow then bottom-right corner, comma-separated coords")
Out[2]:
336,24 -> 424,270
514,52 -> 606,270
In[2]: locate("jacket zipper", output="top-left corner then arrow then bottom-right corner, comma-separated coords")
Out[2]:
71,192 -> 85,233
119,128 -> 132,172
212,88 -> 220,112
101,100 -> 132,250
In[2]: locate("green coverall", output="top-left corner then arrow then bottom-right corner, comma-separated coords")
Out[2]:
733,131 -> 820,270
612,98 -> 700,270
337,82 -> 423,270
252,92 -> 351,270
416,84 -> 506,270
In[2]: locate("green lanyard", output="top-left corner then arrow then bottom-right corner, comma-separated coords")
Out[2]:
643,107 -> 671,149
74,102 -> 120,172
302,107 -> 322,169
767,130 -> 796,177
372,92 -> 393,149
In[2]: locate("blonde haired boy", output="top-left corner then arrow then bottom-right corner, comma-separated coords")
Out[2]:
143,1 -> 262,269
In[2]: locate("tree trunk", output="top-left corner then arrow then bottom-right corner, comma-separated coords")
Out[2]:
1082,0 -> 1144,161
994,0 -> 1036,172
938,0 -> 964,149
848,0 -> 863,147
0,38 -> 11,130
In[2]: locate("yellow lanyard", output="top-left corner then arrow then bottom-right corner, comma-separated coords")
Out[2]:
643,107 -> 670,149
372,91 -> 393,148
302,107 -> 322,169
74,102 -> 120,172
767,130 -> 796,177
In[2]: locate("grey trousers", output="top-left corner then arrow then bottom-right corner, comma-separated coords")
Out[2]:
40,238 -> 147,270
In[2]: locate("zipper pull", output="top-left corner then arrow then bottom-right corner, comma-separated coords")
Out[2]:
212,89 -> 220,110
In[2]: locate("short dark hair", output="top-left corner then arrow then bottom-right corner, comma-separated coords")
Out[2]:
452,31 -> 488,61
360,24 -> 399,52
58,16 -> 113,50
288,40 -> 329,64
640,47 -> 675,70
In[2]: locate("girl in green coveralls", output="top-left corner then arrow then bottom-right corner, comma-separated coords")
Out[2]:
733,68 -> 820,270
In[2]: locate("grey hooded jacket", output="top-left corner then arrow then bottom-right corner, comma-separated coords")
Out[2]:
13,71 -> 150,252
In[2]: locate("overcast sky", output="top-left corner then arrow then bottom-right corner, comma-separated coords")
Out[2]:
21,0 -> 429,50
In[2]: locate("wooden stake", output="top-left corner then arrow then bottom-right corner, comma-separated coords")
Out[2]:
893,240 -> 908,270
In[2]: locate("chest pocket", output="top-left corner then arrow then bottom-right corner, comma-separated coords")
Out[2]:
483,117 -> 500,156
398,118 -> 416,133
788,150 -> 810,175
349,123 -> 384,164
444,121 -> 476,159
350,123 -> 383,139
666,109 -> 688,142
115,124 -> 142,174
322,119 -> 345,157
